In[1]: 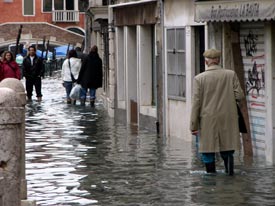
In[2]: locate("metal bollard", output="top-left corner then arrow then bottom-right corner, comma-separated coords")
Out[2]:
0,78 -> 27,200
0,87 -> 24,206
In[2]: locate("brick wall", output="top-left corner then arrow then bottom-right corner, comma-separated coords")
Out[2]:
0,1 -> 85,28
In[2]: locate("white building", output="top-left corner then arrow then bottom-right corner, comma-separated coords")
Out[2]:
88,0 -> 275,164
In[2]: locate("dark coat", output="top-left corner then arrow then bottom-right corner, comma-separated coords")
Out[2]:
77,52 -> 102,89
22,55 -> 44,79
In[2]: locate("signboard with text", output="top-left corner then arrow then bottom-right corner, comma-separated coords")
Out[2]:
195,0 -> 275,22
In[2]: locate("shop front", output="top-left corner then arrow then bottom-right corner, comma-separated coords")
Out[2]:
195,0 -> 275,163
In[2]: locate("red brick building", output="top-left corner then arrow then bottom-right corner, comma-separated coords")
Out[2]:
0,0 -> 88,52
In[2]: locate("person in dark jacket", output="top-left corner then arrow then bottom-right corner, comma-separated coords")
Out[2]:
22,45 -> 45,102
77,45 -> 103,107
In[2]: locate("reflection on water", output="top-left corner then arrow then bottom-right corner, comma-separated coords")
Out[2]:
25,78 -> 275,206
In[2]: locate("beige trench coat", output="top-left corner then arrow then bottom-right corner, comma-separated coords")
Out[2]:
190,65 -> 244,153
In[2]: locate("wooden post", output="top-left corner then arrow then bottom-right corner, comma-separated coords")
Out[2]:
232,42 -> 253,157
15,25 -> 23,56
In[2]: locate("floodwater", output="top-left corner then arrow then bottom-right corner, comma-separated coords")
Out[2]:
25,77 -> 275,206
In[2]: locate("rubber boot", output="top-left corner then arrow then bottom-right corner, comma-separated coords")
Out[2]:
80,99 -> 86,106
72,100 -> 76,105
228,156 -> 234,176
27,97 -> 32,102
67,99 -> 72,104
205,162 -> 216,173
223,157 -> 229,174
90,99 -> 95,107
37,97 -> 42,102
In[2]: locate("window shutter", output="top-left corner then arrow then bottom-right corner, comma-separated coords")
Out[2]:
166,28 -> 186,98
24,0 -> 34,15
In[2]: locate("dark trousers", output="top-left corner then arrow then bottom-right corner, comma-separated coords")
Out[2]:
26,77 -> 42,99
201,150 -> 234,163
202,150 -> 235,174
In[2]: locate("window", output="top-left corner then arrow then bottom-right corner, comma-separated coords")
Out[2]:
166,28 -> 186,98
66,0 -> 74,10
103,0 -> 117,5
23,0 -> 34,15
78,0 -> 89,12
43,0 -> 52,12
54,0 -> 64,10
79,0 -> 89,12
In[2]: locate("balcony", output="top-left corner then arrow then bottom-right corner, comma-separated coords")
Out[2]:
52,10 -> 79,23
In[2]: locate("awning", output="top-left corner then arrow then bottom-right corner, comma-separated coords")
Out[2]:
195,0 -> 275,22
111,0 -> 158,26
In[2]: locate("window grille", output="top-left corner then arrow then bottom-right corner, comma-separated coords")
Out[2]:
166,28 -> 186,98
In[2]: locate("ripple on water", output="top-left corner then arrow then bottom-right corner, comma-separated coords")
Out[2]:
25,78 -> 275,206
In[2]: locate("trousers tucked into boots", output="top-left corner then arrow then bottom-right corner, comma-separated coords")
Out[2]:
205,162 -> 216,173
223,156 -> 234,176
220,150 -> 234,176
80,99 -> 86,106
90,99 -> 95,107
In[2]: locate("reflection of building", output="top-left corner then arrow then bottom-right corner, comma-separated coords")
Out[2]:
0,0 -> 88,52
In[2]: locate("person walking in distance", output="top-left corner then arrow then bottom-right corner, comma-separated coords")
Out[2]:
61,49 -> 81,104
22,45 -> 45,102
77,45 -> 103,107
0,51 -> 21,81
190,48 -> 244,175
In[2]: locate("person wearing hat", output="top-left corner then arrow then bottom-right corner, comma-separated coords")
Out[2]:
190,48 -> 244,175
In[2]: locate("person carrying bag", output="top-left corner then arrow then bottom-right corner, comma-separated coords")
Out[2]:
61,49 -> 81,104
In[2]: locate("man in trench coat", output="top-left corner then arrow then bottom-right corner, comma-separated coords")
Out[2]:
190,48 -> 244,175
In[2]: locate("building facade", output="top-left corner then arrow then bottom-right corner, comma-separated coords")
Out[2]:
0,0 -> 87,51
88,0 -> 275,163
89,0 -> 203,140
195,0 -> 275,163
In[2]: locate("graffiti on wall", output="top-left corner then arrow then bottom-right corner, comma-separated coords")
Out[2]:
246,60 -> 265,96
244,30 -> 258,56
244,30 -> 265,108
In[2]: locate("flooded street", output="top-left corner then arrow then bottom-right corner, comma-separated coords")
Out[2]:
25,77 -> 275,206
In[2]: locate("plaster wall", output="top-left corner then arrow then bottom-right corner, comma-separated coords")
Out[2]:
164,0 -> 201,140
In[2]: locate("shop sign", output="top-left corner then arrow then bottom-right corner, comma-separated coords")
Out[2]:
195,0 -> 275,22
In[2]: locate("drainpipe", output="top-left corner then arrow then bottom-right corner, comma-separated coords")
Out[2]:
156,0 -> 166,138
85,9 -> 93,53
161,0 -> 166,138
